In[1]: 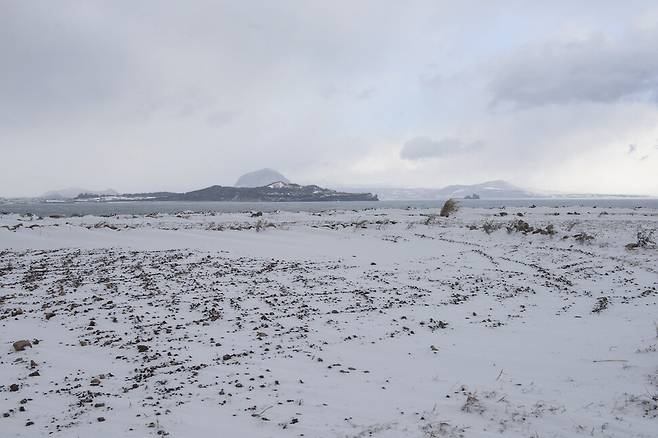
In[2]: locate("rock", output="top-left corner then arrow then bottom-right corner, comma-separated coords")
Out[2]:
28,371 -> 40,377
97,417 -> 105,422
137,345 -> 149,353
13,340 -> 32,352
44,312 -> 56,320
29,360 -> 37,369
90,378 -> 101,386
9,383 -> 19,392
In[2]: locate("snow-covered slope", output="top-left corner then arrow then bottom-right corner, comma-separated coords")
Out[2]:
235,169 -> 290,187
0,206 -> 656,437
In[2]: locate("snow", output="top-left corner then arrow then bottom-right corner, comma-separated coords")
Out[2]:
266,181 -> 290,189
0,206 -> 657,437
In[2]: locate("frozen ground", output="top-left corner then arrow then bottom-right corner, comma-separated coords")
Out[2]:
1,206 -> 657,437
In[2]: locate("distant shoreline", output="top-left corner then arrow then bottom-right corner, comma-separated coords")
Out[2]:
1,198 -> 657,218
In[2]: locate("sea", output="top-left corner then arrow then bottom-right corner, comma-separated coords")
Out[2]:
1,198 -> 658,217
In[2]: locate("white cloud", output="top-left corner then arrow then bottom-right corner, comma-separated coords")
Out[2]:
489,31 -> 658,108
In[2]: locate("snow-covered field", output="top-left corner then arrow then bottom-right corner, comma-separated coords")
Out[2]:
1,206 -> 657,437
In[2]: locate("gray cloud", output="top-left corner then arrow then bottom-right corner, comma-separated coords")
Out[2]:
490,33 -> 658,108
206,109 -> 239,127
1,1 -> 658,197
400,137 -> 482,160
0,3 -> 137,125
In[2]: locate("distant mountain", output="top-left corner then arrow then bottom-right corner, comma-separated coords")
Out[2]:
337,180 -> 536,200
435,180 -> 535,199
83,182 -> 377,202
42,188 -> 118,200
235,169 -> 290,187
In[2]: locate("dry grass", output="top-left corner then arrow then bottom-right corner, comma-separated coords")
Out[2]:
439,199 -> 459,217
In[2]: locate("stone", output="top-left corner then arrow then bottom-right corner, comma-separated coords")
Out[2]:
13,340 -> 32,352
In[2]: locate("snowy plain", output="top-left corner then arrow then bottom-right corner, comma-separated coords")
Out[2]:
0,205 -> 657,437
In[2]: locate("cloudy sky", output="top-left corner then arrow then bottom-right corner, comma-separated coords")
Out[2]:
2,0 -> 658,197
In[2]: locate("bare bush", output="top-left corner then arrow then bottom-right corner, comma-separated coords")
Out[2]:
423,214 -> 440,225
481,220 -> 503,234
506,219 -> 532,234
254,219 -> 275,232
625,228 -> 656,250
504,220 -> 555,236
592,296 -> 609,313
563,220 -> 580,232
573,232 -> 594,244
461,393 -> 484,414
439,199 -> 459,217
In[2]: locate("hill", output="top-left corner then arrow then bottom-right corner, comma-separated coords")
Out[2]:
84,182 -> 378,202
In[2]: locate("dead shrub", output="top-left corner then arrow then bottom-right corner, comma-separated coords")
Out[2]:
254,219 -> 275,232
592,296 -> 609,313
563,220 -> 580,232
573,232 -> 594,244
506,219 -> 532,234
461,393 -> 484,414
481,220 -> 503,234
625,228 -> 656,250
423,214 -> 440,225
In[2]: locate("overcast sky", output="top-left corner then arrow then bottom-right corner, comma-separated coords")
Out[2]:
2,1 -> 658,197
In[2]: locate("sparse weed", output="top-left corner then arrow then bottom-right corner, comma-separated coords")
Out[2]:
461,392 -> 485,414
